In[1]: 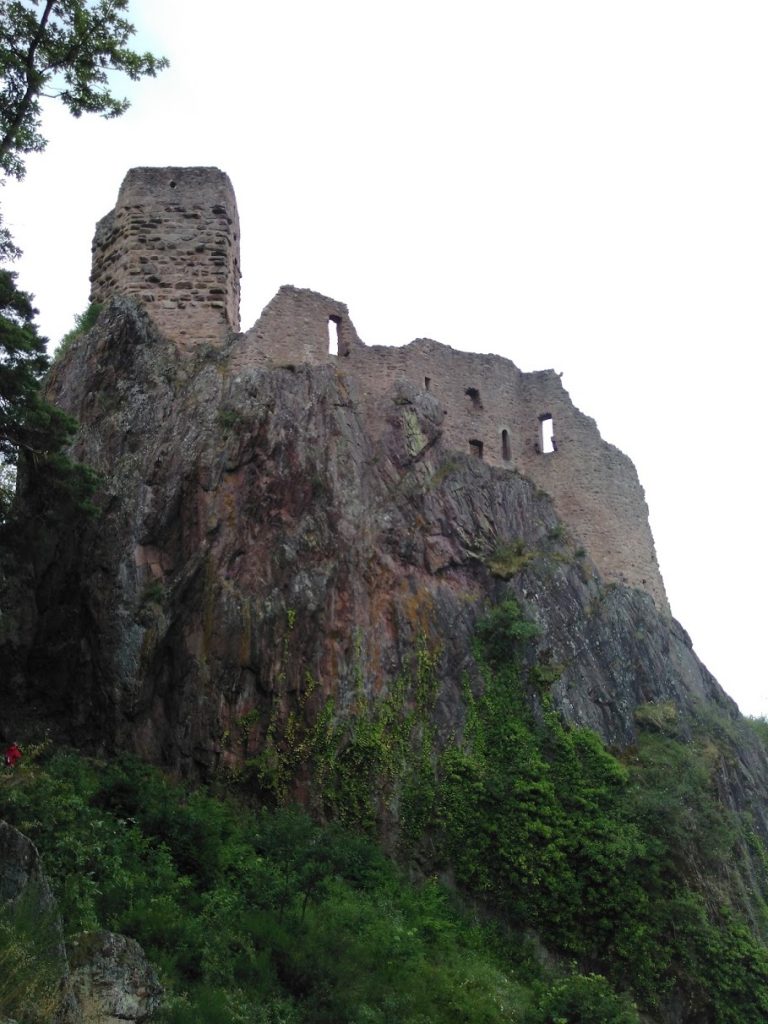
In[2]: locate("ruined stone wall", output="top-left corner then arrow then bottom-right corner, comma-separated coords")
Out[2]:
238,285 -> 362,369
513,371 -> 667,613
90,167 -> 240,346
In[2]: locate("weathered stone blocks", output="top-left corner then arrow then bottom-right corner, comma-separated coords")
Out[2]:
90,167 -> 240,346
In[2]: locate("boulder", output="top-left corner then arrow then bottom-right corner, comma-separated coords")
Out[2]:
67,931 -> 162,1024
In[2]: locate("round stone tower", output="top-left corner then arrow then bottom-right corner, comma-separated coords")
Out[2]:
90,166 -> 240,345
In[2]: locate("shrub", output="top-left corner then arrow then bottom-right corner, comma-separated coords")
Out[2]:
473,598 -> 539,668
747,716 -> 768,752
486,541 -> 534,579
633,701 -> 679,735
55,302 -> 102,358
528,973 -> 639,1024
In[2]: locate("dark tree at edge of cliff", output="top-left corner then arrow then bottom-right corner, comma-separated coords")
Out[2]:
0,266 -> 97,530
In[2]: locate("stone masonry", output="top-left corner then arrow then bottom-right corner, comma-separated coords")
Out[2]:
89,168 -> 669,614
90,167 -> 240,346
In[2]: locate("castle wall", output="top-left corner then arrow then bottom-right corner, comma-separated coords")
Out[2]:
90,167 -> 240,345
238,285 -> 361,368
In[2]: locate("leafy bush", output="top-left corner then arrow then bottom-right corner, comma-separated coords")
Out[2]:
633,700 -> 679,734
486,541 -> 535,579
473,598 -> 539,667
748,716 -> 768,752
529,973 -> 639,1024
55,302 -> 102,358
0,753 -> 538,1023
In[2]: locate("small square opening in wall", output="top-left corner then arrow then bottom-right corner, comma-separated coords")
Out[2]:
328,316 -> 341,356
465,387 -> 482,409
539,414 -> 556,453
469,439 -> 484,459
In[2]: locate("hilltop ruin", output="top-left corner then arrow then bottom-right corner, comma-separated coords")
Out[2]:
91,166 -> 668,613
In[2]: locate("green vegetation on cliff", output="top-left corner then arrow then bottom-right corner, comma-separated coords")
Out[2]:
1,600 -> 767,1022
428,600 -> 768,1021
1,751 -> 636,1024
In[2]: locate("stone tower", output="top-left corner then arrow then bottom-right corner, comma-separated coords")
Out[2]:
90,167 -> 240,345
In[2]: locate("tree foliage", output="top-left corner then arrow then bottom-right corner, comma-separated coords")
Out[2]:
0,266 -> 59,460
0,1 -> 166,531
0,267 -> 96,531
0,0 -> 168,179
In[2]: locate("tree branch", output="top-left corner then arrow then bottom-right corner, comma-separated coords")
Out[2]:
0,0 -> 58,168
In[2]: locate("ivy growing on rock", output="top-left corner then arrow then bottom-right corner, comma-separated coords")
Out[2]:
422,598 -> 768,1021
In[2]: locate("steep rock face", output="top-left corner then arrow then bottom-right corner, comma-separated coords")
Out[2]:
3,297 -> 764,831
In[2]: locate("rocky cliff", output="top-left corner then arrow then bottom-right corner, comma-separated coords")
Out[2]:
1,296 -> 765,831
3,286 -> 768,1022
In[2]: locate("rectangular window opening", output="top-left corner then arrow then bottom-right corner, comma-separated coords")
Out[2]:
328,316 -> 341,356
469,439 -> 484,459
425,376 -> 431,391
539,414 -> 556,454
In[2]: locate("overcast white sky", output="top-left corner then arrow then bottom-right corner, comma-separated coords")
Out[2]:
3,1 -> 766,715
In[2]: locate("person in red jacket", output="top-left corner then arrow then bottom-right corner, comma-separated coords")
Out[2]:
4,742 -> 22,768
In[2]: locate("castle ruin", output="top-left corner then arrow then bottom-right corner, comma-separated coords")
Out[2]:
91,166 -> 669,614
